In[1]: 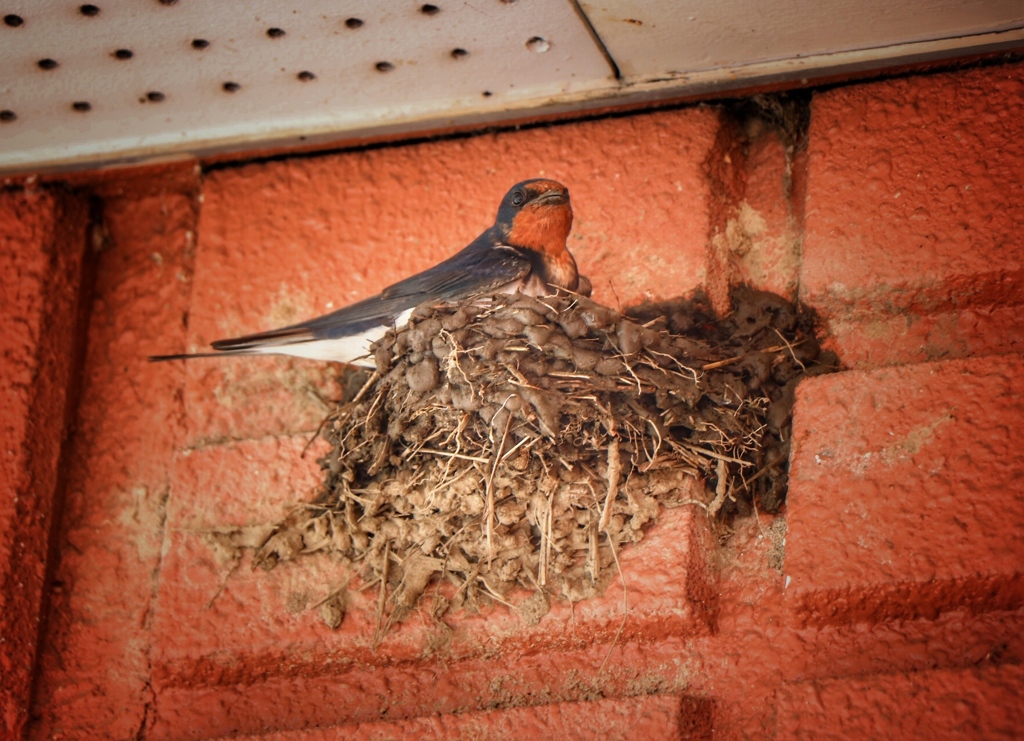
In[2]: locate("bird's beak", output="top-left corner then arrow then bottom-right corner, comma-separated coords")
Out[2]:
534,189 -> 568,206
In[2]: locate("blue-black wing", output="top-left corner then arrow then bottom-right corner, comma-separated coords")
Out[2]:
209,234 -> 529,351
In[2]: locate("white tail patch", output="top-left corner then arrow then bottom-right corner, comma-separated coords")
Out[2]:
252,308 -> 413,367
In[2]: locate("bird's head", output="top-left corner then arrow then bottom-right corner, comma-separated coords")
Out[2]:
494,179 -> 579,291
496,179 -> 573,254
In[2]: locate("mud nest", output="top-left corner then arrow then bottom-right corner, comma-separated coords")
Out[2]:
253,287 -> 835,635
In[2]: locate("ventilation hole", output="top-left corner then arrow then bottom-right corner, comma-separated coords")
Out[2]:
191,38 -> 209,49
3,14 -> 24,27
297,70 -> 316,82
500,0 -> 517,3
266,27 -> 285,38
482,90 -> 493,97
114,48 -> 133,60
0,110 -> 16,122
158,0 -> 178,5
451,48 -> 468,59
375,61 -> 394,72
420,4 -> 440,15
526,36 -> 550,53
222,81 -> 241,93
345,17 -> 363,29
72,101 -> 92,112
37,58 -> 59,70
79,4 -> 100,16
146,91 -> 165,102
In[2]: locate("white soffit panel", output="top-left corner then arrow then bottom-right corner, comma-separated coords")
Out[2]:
0,0 -> 613,173
579,0 -> 1024,80
0,1 -> 1022,175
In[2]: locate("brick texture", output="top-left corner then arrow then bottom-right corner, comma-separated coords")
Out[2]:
20,109 -> 726,738
0,189 -> 88,738
706,122 -> 803,311
785,355 -> 1024,626
148,443 -> 712,737
30,170 -> 201,739
234,693 -> 707,741
802,61 -> 1024,368
4,58 -> 1024,739
778,665 -> 1024,739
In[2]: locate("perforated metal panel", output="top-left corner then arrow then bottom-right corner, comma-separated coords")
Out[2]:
1,1 -> 1022,175
0,0 -> 613,173
579,0 -> 1024,80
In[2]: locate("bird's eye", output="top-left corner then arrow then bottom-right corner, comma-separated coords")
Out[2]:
511,191 -> 525,206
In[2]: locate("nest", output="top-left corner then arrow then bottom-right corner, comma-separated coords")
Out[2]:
251,287 -> 835,638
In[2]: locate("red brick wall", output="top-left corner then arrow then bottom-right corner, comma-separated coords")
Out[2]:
2,60 -> 1022,739
0,190 -> 89,737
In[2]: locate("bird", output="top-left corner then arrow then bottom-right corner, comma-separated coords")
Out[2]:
149,178 -> 584,367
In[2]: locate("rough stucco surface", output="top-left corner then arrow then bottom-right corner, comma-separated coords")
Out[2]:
0,190 -> 87,738
779,665 -> 1024,739
250,693 -> 707,741
786,356 -> 1024,626
29,171 -> 200,740
149,502 -> 711,737
2,60 -> 1023,738
801,61 -> 1024,367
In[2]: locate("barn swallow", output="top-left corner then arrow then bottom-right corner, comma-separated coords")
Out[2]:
149,179 -> 582,367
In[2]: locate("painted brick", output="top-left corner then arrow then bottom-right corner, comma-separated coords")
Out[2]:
708,127 -> 801,308
785,355 -> 1024,627
151,639 -> 704,739
802,60 -> 1024,367
778,664 -> 1024,739
30,173 -> 200,739
14,59 -> 1024,741
233,693 -> 707,741
664,513 -> 1024,739
23,108 -> 724,738
181,107 -> 721,446
736,129 -> 801,299
821,305 -> 1024,369
147,433 -> 713,737
0,189 -> 88,738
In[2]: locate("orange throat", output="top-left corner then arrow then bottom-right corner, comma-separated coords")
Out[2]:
506,202 -> 577,290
